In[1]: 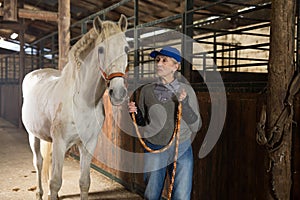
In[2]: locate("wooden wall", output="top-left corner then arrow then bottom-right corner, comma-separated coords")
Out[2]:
81,91 -> 299,200
192,92 -> 269,200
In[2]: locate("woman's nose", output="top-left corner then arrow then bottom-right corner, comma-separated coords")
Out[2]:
156,62 -> 163,67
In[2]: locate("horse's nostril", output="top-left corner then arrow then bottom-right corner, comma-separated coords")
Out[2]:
109,88 -> 127,102
109,89 -> 113,97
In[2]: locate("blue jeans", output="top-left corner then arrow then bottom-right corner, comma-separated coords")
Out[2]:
143,140 -> 194,200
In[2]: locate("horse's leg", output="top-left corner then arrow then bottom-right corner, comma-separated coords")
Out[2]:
78,141 -> 97,200
40,140 -> 52,198
49,138 -> 66,200
28,133 -> 44,200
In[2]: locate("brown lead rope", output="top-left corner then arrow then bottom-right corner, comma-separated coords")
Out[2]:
131,102 -> 182,200
167,102 -> 182,200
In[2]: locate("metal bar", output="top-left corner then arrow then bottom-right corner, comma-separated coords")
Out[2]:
13,54 -> 16,79
39,40 -> 44,68
196,39 -> 266,47
195,42 -> 270,54
195,23 -> 270,40
5,57 -> 8,80
194,56 -> 268,62
213,31 -> 217,66
203,53 -> 207,81
193,2 -> 271,28
31,48 -> 34,71
81,21 -> 88,34
181,0 -> 194,81
229,16 -> 270,24
235,44 -> 238,72
224,1 -> 262,7
0,58 -> 3,79
194,11 -> 223,16
216,62 -> 268,69
51,35 -> 55,66
73,0 -> 132,24
228,43 -> 231,71
133,0 -> 140,82
188,0 -> 229,15
31,0 -> 133,46
193,11 -> 269,24
194,24 -> 270,37
136,14 -> 182,28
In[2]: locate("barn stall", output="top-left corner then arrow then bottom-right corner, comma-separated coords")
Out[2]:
0,0 -> 299,199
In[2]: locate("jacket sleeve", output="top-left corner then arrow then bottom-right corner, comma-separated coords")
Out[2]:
181,84 -> 202,133
133,108 -> 146,126
181,96 -> 198,124
131,85 -> 148,127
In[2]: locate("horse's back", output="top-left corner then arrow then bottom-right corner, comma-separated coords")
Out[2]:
23,68 -> 61,97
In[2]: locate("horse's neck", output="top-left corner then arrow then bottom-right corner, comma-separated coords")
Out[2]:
72,55 -> 106,107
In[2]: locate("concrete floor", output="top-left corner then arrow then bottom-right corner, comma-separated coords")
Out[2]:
0,118 -> 142,200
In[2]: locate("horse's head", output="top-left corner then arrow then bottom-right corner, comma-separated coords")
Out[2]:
93,15 -> 129,105
71,15 -> 129,106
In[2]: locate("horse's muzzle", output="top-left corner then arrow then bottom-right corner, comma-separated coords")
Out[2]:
109,84 -> 127,105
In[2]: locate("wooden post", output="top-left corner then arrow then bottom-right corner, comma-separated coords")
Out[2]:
3,0 -> 17,21
18,0 -> 25,128
266,0 -> 296,199
58,0 -> 70,70
18,20 -> 25,128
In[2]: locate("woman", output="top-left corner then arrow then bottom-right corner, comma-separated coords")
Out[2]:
128,46 -> 201,200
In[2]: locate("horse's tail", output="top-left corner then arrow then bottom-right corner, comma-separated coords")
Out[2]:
41,140 -> 52,182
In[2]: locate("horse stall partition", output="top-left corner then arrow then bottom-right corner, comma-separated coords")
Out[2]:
0,54 -> 20,126
0,50 -> 56,126
192,91 -> 269,200
69,88 -> 300,200
0,83 -> 19,126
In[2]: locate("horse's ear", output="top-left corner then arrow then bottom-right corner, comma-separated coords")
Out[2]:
118,14 -> 128,32
93,16 -> 103,34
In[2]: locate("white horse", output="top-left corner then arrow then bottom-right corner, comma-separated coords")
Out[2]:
21,15 -> 129,200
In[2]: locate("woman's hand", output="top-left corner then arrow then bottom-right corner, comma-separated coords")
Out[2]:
178,88 -> 187,102
128,101 -> 137,113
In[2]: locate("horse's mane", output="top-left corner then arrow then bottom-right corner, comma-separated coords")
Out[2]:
69,20 -> 122,69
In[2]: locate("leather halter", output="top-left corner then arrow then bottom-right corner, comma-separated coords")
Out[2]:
100,68 -> 125,81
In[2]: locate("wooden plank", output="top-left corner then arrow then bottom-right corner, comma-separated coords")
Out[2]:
18,9 -> 58,22
0,8 -> 58,22
0,23 -> 22,30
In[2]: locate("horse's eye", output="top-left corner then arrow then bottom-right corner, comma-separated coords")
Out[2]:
98,47 -> 104,54
125,46 -> 129,53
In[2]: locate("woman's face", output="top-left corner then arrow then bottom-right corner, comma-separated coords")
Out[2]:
155,55 -> 179,82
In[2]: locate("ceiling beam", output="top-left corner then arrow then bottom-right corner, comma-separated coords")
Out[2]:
0,23 -> 22,30
0,8 -> 58,22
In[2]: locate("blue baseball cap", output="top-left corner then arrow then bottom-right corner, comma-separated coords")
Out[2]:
150,46 -> 182,63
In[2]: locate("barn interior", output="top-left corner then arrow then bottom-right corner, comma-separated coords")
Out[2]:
0,0 -> 299,200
